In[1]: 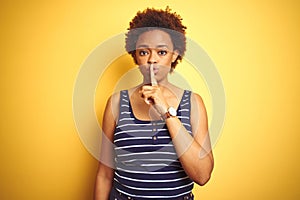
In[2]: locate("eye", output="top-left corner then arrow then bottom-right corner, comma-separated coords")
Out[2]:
138,50 -> 149,56
158,50 -> 168,56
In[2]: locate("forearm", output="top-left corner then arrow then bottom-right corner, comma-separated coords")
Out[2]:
94,173 -> 113,200
165,117 -> 214,185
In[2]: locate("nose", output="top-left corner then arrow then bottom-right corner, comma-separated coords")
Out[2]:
147,50 -> 158,64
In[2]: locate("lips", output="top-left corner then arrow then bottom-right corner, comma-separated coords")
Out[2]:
150,65 -> 159,74
153,68 -> 159,74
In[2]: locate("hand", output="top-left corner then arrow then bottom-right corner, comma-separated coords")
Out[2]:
139,85 -> 168,116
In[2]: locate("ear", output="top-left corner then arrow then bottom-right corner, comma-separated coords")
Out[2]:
172,50 -> 179,63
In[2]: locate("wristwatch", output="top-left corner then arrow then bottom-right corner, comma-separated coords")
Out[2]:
162,107 -> 177,120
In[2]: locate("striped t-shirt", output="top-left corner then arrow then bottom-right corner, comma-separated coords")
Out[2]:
113,90 -> 194,199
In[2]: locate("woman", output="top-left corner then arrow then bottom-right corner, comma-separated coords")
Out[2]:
95,7 -> 214,200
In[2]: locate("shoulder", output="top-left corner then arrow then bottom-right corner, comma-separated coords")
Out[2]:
190,92 -> 205,107
106,91 -> 120,108
190,92 -> 207,120
105,91 -> 122,124
189,92 -> 208,136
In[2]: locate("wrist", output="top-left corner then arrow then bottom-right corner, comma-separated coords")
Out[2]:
161,106 -> 177,120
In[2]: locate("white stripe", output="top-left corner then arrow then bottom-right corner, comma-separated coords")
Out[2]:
122,158 -> 178,163
115,144 -> 173,150
118,137 -> 173,144
115,172 -> 187,183
177,116 -> 190,120
114,178 -> 193,191
116,167 -> 184,174
122,98 -> 129,102
114,136 -> 152,143
121,104 -> 129,108
182,123 -> 191,127
117,123 -> 152,129
117,151 -> 177,157
140,163 -> 169,167
120,111 -> 131,115
115,188 -> 192,199
158,128 -> 167,131
115,129 -> 152,136
118,117 -> 135,122
181,102 -> 189,107
178,109 -> 189,112
157,136 -> 171,139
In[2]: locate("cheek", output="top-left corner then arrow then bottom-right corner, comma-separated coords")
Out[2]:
137,59 -> 147,66
161,55 -> 174,65
159,65 -> 171,74
135,54 -> 147,65
138,65 -> 148,76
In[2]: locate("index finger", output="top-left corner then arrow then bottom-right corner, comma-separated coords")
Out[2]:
150,64 -> 158,86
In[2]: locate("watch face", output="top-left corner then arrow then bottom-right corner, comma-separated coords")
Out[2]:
168,107 -> 177,116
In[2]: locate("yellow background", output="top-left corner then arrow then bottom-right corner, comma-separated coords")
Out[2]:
1,0 -> 300,199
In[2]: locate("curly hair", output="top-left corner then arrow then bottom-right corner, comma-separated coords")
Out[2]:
125,7 -> 187,69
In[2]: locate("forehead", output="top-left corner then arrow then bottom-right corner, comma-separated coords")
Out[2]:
136,29 -> 174,48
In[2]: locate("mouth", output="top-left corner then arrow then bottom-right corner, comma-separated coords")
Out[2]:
150,65 -> 159,74
153,67 -> 159,75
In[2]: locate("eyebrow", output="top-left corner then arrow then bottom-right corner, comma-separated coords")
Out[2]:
136,44 -> 170,49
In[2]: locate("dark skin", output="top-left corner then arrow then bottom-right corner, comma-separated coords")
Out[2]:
94,30 -> 214,200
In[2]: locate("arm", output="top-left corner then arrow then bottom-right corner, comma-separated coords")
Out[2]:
94,163 -> 114,200
165,93 -> 214,186
140,87 -> 214,186
94,93 -> 119,199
